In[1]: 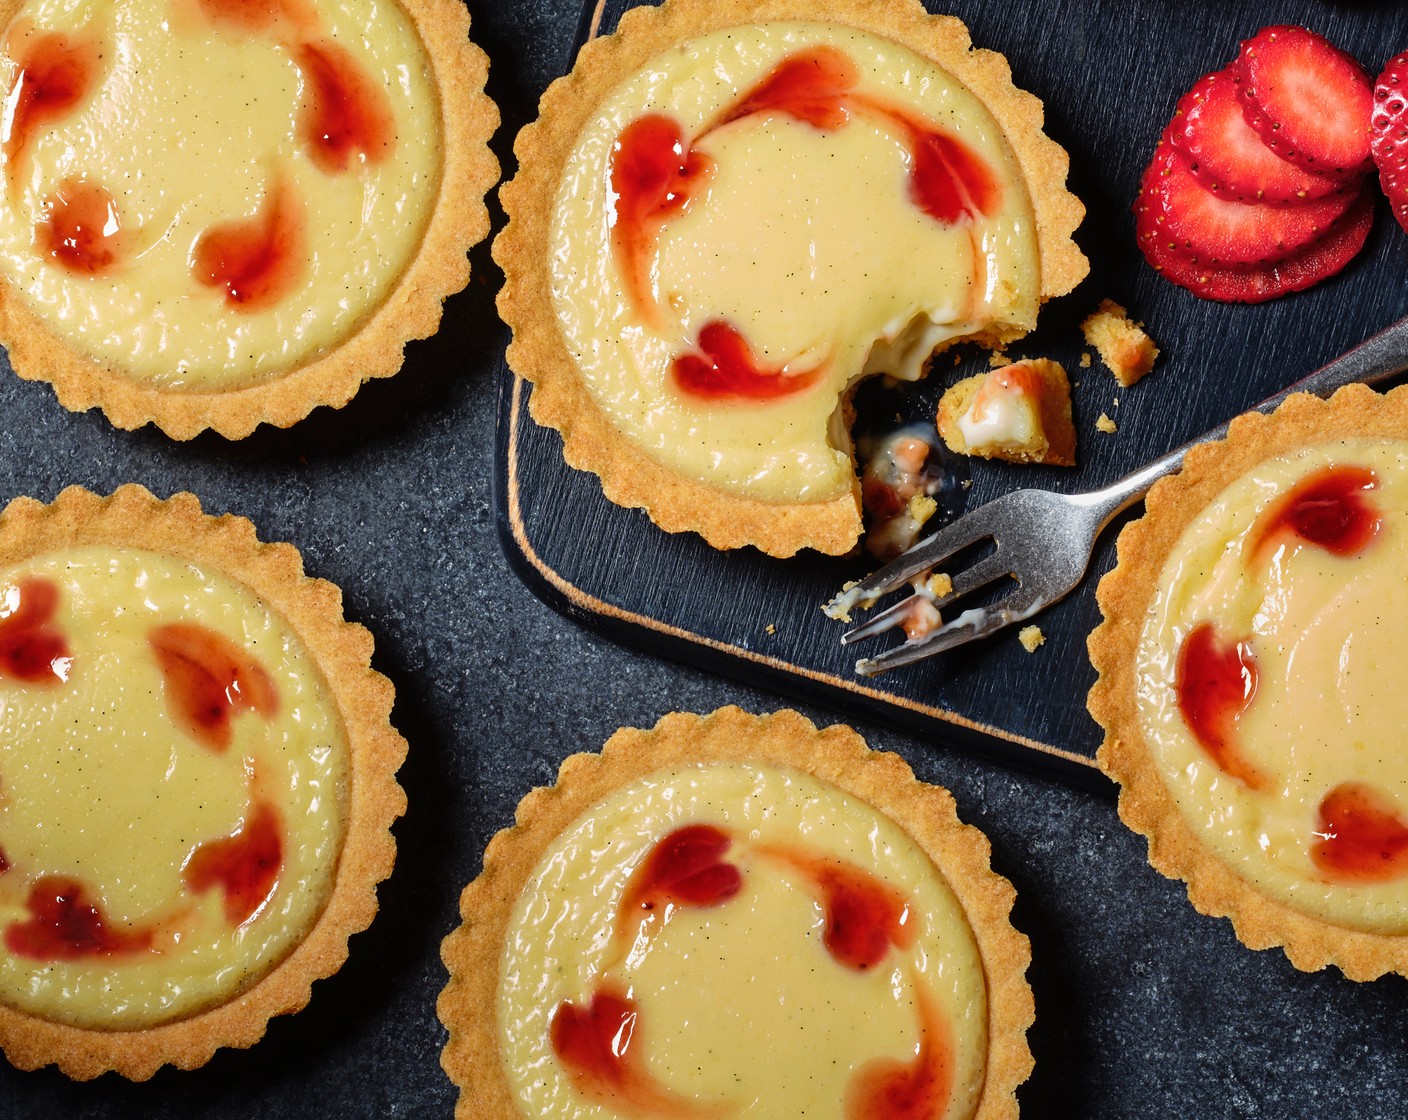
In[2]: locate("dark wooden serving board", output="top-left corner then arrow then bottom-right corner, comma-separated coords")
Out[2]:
496,0 -> 1408,789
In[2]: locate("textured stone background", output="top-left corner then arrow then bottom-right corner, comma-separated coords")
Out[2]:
1,1 -> 1407,1118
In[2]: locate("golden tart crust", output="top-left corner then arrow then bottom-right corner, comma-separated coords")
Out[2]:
1089,384 -> 1408,980
0,484 -> 406,1079
439,706 -> 1033,1120
497,0 -> 1086,557
0,0 -> 498,440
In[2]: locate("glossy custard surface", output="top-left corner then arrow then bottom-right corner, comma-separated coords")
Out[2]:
500,763 -> 988,1120
1136,440 -> 1408,933
0,0 -> 439,389
551,22 -> 1039,503
0,547 -> 347,1028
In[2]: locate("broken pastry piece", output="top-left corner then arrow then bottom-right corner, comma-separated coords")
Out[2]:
1081,300 -> 1159,387
937,358 -> 1076,466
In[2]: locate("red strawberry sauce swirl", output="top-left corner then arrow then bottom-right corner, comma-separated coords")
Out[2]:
1175,622 -> 1266,790
1,24 -> 103,194
5,876 -> 158,960
1247,464 -> 1381,566
0,577 -> 71,685
148,621 -> 278,751
1312,783 -> 1408,883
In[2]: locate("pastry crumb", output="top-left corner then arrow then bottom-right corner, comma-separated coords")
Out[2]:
1079,352 -> 1092,369
1096,412 -> 1118,434
1081,300 -> 1159,387
765,623 -> 776,635
988,351 -> 1013,368
907,493 -> 937,527
860,428 -> 944,562
1018,625 -> 1045,652
927,572 -> 953,598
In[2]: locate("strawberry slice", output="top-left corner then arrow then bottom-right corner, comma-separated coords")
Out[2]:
1371,51 -> 1408,235
1141,131 -> 1355,266
1172,69 -> 1344,203
1237,25 -> 1374,179
1136,182 -> 1374,303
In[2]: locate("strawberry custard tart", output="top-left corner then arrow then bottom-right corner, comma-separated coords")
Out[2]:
0,0 -> 497,437
1091,385 -> 1408,979
440,707 -> 1034,1120
0,486 -> 405,1078
497,0 -> 1086,556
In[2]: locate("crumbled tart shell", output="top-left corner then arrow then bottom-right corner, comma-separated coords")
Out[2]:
0,485 -> 407,1079
439,705 -> 1034,1119
496,0 -> 1087,557
0,0 -> 499,440
1088,384 -> 1408,980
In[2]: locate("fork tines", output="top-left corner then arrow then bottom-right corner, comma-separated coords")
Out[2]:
824,502 -> 1038,676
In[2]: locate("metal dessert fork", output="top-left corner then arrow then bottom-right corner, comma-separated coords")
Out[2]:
827,313 -> 1408,676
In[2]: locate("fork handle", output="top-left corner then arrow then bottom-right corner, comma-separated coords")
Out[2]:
1081,312 -> 1408,528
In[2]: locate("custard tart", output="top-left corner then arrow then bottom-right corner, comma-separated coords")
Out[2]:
0,484 -> 405,1078
497,0 -> 1086,556
1091,385 -> 1408,979
440,706 -> 1033,1119
0,0 -> 497,438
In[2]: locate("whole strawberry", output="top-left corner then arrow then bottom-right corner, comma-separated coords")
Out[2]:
1372,51 -> 1408,235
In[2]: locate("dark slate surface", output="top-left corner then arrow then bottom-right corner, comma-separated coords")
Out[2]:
0,1 -> 1406,1118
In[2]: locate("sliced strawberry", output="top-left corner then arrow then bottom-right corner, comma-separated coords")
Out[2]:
1141,132 -> 1355,266
1237,25 -> 1374,179
1172,69 -> 1344,203
1371,51 -> 1408,235
1136,184 -> 1374,303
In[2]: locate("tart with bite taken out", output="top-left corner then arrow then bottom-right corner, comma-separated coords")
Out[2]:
497,0 -> 1087,557
1090,385 -> 1408,979
0,485 -> 405,1079
439,706 -> 1033,1120
0,0 -> 498,438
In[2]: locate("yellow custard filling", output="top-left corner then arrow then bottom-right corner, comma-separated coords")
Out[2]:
1136,439 -> 1408,934
0,546 -> 347,1028
500,763 -> 988,1120
0,0 -> 439,389
550,22 -> 1039,504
